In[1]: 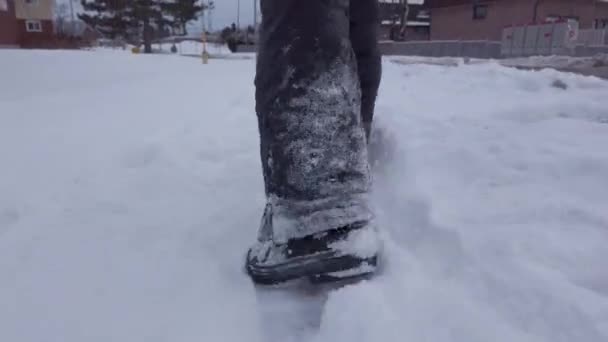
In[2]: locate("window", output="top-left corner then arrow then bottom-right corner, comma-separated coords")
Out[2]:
473,4 -> 488,20
25,20 -> 42,32
0,0 -> 7,11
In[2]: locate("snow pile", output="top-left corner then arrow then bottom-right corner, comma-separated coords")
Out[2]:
501,54 -> 608,69
391,56 -> 469,67
392,54 -> 608,77
329,224 -> 381,259
1,49 -> 607,342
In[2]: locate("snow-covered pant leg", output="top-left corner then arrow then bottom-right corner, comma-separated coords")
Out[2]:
350,0 -> 382,138
255,0 -> 373,243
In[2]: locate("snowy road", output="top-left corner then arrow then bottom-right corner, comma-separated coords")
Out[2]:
1,49 -> 607,342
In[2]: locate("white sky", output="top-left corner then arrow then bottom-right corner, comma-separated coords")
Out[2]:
212,0 -> 255,30
60,0 -> 428,32
57,0 -> 256,32
55,0 -> 449,33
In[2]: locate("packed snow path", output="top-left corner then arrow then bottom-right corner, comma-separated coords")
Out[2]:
1,49 -> 607,342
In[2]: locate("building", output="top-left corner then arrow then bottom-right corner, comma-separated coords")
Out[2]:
428,0 -> 608,41
0,0 -> 19,47
379,0 -> 431,41
0,0 -> 55,48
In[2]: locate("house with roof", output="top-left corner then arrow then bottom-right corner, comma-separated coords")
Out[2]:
428,0 -> 608,41
0,0 -> 55,48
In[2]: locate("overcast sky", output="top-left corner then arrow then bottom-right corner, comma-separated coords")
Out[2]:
212,0 -> 255,30
60,0 -> 256,32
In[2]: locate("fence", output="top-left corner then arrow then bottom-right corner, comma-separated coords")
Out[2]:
502,20 -> 608,57
501,20 -> 581,57
235,23 -> 606,58
380,40 -> 502,58
575,29 -> 608,46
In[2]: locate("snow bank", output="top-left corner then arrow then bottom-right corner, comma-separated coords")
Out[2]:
501,54 -> 608,69
392,54 -> 608,77
1,48 -> 607,342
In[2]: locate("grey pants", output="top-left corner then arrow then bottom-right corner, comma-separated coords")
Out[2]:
255,0 -> 381,243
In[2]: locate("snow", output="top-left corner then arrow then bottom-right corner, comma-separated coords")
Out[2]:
1,49 -> 608,342
391,54 -> 608,76
501,54 -> 608,69
329,224 -> 381,259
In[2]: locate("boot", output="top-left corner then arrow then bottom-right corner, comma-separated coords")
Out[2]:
246,204 -> 381,285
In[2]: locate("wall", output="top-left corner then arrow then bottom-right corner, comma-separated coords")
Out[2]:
431,0 -> 532,41
537,0 -> 608,28
379,25 -> 430,41
17,18 -> 53,47
14,0 -> 53,20
0,0 -> 19,46
430,0 -> 608,41
574,45 -> 608,56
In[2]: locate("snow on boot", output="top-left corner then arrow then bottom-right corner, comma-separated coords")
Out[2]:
246,205 -> 381,286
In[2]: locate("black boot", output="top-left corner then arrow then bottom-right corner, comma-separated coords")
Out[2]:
246,204 -> 381,286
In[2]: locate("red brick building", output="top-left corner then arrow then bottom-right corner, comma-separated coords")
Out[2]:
379,0 -> 431,41
0,0 -> 55,48
429,0 -> 608,41
0,0 -> 19,47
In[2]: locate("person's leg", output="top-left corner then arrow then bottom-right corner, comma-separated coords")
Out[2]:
247,0 -> 380,284
350,0 -> 382,140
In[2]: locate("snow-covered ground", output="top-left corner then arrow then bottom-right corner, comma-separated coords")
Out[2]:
150,41 -> 253,59
172,40 -> 234,57
1,49 -> 607,342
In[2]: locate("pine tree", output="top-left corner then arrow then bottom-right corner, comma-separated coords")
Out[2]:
79,0 -> 130,40
163,0 -> 205,35
124,0 -> 165,53
80,0 -> 201,53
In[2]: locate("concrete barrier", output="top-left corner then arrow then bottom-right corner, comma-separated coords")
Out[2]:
576,29 -> 607,46
379,40 -> 501,58
235,36 -> 605,59
574,45 -> 608,57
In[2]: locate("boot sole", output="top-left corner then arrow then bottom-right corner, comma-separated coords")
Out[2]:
246,249 -> 378,286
